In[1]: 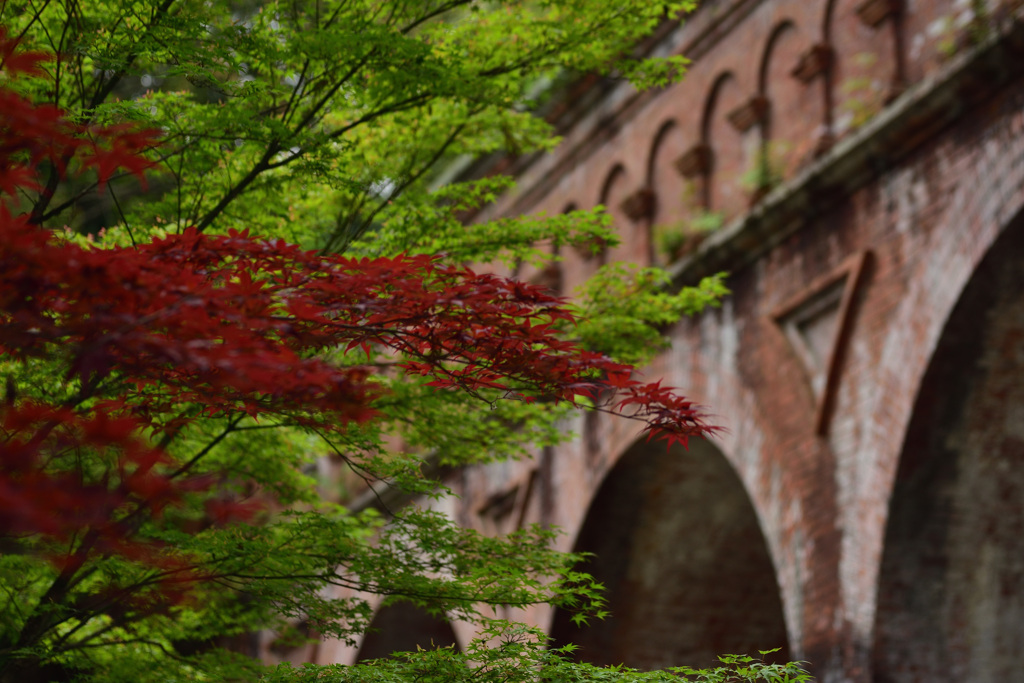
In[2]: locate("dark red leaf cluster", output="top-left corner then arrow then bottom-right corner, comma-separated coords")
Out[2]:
0,217 -> 714,444
0,403 -> 196,558
0,27 -> 159,198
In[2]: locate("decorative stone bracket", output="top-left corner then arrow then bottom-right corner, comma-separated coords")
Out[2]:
855,0 -> 901,28
792,44 -> 834,83
727,95 -> 770,133
620,186 -> 657,221
674,143 -> 713,178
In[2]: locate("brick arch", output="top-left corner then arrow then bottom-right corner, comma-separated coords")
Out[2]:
646,119 -> 692,265
702,72 -> 745,219
646,119 -> 678,187
557,199 -> 595,303
756,21 -> 795,187
872,216 -> 1024,683
598,163 -> 641,264
701,72 -> 734,145
598,163 -> 628,207
355,602 -> 461,661
759,19 -> 823,175
821,0 -> 838,44
547,436 -> 790,671
663,301 -> 809,658
759,20 -> 797,96
534,202 -> 570,295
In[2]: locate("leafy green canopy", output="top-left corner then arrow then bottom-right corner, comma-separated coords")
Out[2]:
10,0 -> 686,242
265,626 -> 811,683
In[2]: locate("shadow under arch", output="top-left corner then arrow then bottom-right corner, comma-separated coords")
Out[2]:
355,602 -> 460,662
873,218 -> 1024,682
549,437 -> 790,671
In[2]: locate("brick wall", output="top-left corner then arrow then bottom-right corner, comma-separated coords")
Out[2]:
316,3 -> 1024,681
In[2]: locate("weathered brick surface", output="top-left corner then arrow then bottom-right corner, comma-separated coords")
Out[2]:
874,221 -> 1024,683
313,3 -> 1024,681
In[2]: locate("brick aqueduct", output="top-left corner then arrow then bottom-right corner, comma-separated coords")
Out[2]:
300,1 -> 1024,681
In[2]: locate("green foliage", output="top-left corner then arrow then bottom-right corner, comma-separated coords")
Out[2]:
6,0 -> 696,249
839,53 -> 884,130
690,210 -> 726,234
739,142 -> 788,195
377,377 -> 579,468
350,180 -> 620,268
655,225 -> 690,260
260,626 -> 811,683
572,266 -> 729,365
935,1 -> 991,60
653,210 -> 724,262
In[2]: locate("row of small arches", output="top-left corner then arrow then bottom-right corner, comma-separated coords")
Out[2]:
520,0 -> 981,288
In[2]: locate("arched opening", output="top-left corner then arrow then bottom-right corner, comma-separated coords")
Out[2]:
598,164 -> 632,264
701,72 -> 745,219
758,20 -> 820,178
873,220 -> 1024,682
647,119 -> 698,267
549,438 -> 790,670
758,21 -> 796,115
355,603 -> 460,662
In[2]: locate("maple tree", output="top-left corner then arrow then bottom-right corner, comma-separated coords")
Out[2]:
0,3 -> 811,682
0,43 -> 705,678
